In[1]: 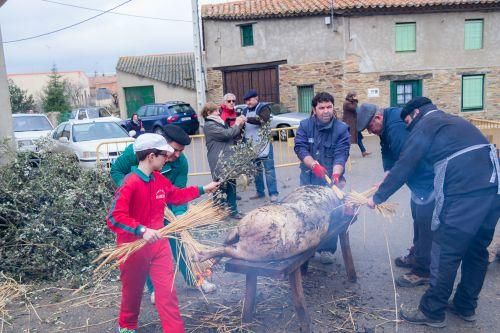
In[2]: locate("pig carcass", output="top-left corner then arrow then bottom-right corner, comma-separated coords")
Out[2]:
195,185 -> 345,262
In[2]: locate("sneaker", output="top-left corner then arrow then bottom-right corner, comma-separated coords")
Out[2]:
118,328 -> 137,333
394,247 -> 416,268
396,272 -> 429,288
448,302 -> 477,322
362,152 -> 372,157
200,280 -> 217,294
399,308 -> 446,328
270,195 -> 278,203
319,252 -> 335,265
249,194 -> 265,200
230,212 -> 244,220
150,291 -> 155,305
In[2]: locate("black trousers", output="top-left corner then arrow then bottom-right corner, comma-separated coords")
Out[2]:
410,199 -> 434,276
419,191 -> 499,320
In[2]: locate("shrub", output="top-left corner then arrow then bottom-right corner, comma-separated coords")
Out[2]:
0,141 -> 115,282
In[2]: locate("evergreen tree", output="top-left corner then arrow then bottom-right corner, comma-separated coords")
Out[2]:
8,79 -> 36,113
41,65 -> 71,113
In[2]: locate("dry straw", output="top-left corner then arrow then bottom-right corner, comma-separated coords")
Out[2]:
0,273 -> 27,322
93,199 -> 230,274
346,187 -> 397,218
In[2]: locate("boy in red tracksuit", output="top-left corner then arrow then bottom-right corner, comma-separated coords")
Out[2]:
107,133 -> 219,333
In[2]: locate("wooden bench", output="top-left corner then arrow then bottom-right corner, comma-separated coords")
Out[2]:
224,223 -> 356,333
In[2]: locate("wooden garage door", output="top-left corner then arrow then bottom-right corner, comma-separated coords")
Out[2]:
223,67 -> 279,104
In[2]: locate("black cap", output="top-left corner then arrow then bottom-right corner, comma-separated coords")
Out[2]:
243,89 -> 258,101
163,124 -> 191,146
356,103 -> 378,131
401,97 -> 432,120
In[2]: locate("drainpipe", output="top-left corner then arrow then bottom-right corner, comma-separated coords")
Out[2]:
191,0 -> 206,113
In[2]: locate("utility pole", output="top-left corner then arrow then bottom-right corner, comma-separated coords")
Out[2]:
191,0 -> 206,112
0,24 -> 15,164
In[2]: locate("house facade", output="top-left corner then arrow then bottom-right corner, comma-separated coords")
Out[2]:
89,74 -> 117,107
116,53 -> 197,119
201,0 -> 500,117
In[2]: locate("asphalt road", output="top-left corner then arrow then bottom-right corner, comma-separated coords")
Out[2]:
187,134 -> 500,333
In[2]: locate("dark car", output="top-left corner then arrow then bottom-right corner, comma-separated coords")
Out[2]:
127,101 -> 200,136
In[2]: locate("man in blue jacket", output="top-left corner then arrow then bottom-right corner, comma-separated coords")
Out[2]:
368,97 -> 499,327
294,92 -> 350,263
357,103 -> 434,288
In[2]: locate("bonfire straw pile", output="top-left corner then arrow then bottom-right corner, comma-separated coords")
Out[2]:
346,187 -> 397,218
93,199 -> 229,274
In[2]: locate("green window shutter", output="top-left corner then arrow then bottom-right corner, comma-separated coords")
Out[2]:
240,25 -> 254,47
395,23 -> 416,52
464,19 -> 483,50
462,75 -> 484,111
297,86 -> 314,113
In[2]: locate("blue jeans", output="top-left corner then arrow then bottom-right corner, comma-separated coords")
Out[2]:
254,144 -> 279,197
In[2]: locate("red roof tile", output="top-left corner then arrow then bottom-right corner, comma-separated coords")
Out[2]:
202,0 -> 499,20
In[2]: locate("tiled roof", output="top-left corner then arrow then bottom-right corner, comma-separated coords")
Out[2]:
116,53 -> 195,90
202,0 -> 499,20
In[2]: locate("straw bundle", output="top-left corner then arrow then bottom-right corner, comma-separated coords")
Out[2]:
324,175 -> 345,200
93,199 -> 230,273
0,273 -> 26,319
346,187 -> 397,218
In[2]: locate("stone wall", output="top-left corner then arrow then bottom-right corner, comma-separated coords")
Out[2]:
206,69 -> 224,105
278,61 -> 344,113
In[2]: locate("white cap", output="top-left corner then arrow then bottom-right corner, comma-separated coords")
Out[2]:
133,133 -> 174,153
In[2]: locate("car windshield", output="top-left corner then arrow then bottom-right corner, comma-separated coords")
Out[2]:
72,122 -> 129,142
13,116 -> 53,132
170,104 -> 195,114
269,103 -> 290,115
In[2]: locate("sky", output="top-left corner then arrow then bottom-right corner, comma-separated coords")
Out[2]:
0,0 -> 226,75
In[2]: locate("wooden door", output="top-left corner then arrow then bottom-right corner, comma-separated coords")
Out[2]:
223,67 -> 279,104
124,85 -> 155,117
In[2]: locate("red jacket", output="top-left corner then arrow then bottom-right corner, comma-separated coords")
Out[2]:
220,104 -> 237,127
107,167 -> 202,244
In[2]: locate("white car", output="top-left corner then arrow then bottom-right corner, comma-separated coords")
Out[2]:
70,107 -> 121,122
12,113 -> 54,151
50,118 -> 134,168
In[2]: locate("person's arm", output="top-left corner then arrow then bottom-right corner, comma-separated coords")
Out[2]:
168,155 -> 189,216
333,127 -> 351,171
106,182 -> 143,236
205,122 -> 241,141
110,144 -> 137,186
246,105 -> 271,125
163,175 -> 220,206
373,128 -> 431,204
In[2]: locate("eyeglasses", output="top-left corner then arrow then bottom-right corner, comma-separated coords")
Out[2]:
226,100 -> 236,103
156,152 -> 169,157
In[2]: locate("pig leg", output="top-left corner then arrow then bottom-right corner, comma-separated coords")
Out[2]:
224,228 -> 239,245
194,245 -> 246,262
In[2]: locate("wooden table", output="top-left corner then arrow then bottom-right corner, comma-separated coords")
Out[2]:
225,223 -> 357,333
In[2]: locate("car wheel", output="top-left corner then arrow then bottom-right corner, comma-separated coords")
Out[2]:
277,125 -> 290,141
154,127 -> 165,136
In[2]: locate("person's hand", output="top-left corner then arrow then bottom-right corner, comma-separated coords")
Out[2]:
372,180 -> 382,189
332,173 -> 340,185
366,197 -> 376,209
142,228 -> 162,243
311,162 -> 327,179
203,181 -> 221,193
235,116 -> 246,127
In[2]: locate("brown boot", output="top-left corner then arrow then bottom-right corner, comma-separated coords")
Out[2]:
396,272 -> 429,287
394,247 -> 416,268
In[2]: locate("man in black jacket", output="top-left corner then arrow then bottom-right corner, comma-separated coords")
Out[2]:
367,97 -> 499,327
357,103 -> 434,288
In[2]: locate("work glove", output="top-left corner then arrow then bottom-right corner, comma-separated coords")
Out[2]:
332,173 -> 340,185
311,162 -> 327,179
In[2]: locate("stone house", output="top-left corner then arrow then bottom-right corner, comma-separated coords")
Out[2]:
116,53 -> 197,119
201,0 -> 500,117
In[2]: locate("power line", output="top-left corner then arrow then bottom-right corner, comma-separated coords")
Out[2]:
41,0 -> 192,23
3,0 -> 134,44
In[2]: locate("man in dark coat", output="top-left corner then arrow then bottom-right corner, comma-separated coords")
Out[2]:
294,92 -> 351,263
357,103 -> 434,288
367,97 -> 499,328
343,92 -> 370,157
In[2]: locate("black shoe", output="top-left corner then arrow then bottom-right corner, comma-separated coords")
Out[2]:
396,272 -> 430,288
230,212 -> 244,220
236,195 -> 242,200
394,246 -> 416,268
399,308 -> 446,328
448,302 -> 477,322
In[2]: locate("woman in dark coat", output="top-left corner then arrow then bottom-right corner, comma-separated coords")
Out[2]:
343,92 -> 371,157
125,113 -> 144,138
202,102 -> 246,219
